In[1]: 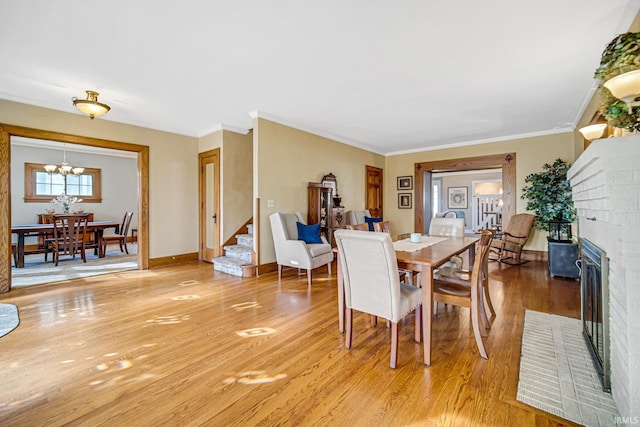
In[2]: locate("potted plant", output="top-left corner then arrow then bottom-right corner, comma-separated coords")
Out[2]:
521,158 -> 576,235
594,32 -> 640,132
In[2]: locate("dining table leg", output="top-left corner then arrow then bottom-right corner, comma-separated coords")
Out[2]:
96,230 -> 106,257
422,264 -> 435,366
17,233 -> 25,268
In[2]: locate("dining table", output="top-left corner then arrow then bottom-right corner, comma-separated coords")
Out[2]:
11,221 -> 120,268
335,234 -> 479,366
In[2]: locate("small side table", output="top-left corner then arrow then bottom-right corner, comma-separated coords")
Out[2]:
548,239 -> 580,279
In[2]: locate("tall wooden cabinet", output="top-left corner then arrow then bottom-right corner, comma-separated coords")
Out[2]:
308,183 -> 346,246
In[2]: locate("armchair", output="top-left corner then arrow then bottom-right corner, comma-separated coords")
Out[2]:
490,213 -> 535,265
346,210 -> 371,225
269,212 -> 334,286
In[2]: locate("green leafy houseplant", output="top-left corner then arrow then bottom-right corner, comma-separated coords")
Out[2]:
521,159 -> 576,232
594,32 -> 640,131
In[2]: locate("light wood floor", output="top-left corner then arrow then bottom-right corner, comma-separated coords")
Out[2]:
0,259 -> 581,426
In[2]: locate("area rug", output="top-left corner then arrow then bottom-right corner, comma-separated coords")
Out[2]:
0,304 -> 19,338
517,310 -> 620,426
11,246 -> 138,288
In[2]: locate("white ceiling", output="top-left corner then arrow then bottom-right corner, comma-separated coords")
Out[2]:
0,1 -> 637,155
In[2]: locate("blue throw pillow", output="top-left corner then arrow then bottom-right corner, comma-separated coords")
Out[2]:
364,216 -> 382,231
297,222 -> 323,244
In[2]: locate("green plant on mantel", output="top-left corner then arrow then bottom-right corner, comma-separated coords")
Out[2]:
594,32 -> 640,131
521,159 -> 576,232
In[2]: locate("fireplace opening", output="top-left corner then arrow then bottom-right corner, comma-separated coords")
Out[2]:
579,237 -> 610,392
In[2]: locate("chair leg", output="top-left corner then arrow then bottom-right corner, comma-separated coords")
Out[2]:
483,278 -> 496,317
278,264 -> 282,280
307,269 -> 312,287
345,308 -> 353,349
370,315 -> 377,327
390,322 -> 399,369
327,262 -> 331,276
471,288 -> 488,359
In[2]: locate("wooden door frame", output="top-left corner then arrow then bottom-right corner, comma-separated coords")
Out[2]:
198,149 -> 221,261
0,124 -> 150,293
414,153 -> 516,234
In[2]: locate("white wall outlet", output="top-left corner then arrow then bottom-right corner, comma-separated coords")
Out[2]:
267,199 -> 275,208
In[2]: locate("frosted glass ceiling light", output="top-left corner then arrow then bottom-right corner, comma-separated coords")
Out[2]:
44,144 -> 84,175
72,90 -> 110,119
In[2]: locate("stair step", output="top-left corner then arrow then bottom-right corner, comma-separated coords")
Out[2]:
223,244 -> 252,263
213,256 -> 248,277
236,234 -> 253,247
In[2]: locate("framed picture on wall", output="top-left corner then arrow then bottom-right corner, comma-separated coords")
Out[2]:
397,176 -> 413,190
448,186 -> 468,209
398,193 -> 412,209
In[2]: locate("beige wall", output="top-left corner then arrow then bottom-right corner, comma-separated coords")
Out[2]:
254,118 -> 384,264
221,130 -> 253,241
1,99 -> 200,259
198,129 -> 253,244
384,132 -> 575,251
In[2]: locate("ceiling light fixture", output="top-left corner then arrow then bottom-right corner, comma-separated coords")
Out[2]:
603,70 -> 640,114
578,123 -> 608,141
72,90 -> 110,119
44,143 -> 84,175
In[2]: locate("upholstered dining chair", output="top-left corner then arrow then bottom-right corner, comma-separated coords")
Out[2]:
373,221 -> 418,287
269,212 -> 334,286
102,211 -> 134,254
429,217 -> 465,270
432,229 -> 494,359
489,213 -> 535,265
48,213 -> 90,266
334,229 -> 422,369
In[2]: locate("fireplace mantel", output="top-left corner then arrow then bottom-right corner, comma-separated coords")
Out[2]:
568,135 -> 640,418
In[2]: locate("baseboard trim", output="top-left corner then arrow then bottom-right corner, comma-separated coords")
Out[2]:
257,262 -> 277,276
149,252 -> 199,268
522,249 -> 547,262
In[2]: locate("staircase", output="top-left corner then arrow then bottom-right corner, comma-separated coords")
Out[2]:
212,224 -> 256,277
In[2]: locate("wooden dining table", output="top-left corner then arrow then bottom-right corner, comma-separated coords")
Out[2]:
11,221 -> 120,268
336,234 -> 479,366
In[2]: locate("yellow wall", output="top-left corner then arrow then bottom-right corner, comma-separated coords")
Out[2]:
254,118 -> 385,264
384,132 -> 575,251
1,99 -> 200,258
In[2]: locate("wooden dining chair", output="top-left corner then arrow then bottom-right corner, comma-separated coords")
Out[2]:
346,223 -> 369,231
102,211 -> 134,254
432,229 -> 494,359
334,229 -> 422,369
48,213 -> 90,266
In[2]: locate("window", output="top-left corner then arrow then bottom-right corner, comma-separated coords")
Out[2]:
24,162 -> 102,203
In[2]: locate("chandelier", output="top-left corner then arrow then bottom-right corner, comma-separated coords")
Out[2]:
44,144 -> 84,175
72,90 -> 110,119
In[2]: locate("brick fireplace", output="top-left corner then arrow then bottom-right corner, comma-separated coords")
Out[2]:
568,136 -> 640,418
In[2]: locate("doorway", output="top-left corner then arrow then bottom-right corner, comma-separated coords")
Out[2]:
365,165 -> 383,218
199,149 -> 220,261
414,153 -> 516,235
0,124 -> 150,293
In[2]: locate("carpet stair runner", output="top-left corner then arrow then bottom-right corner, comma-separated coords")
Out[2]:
212,224 -> 256,277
